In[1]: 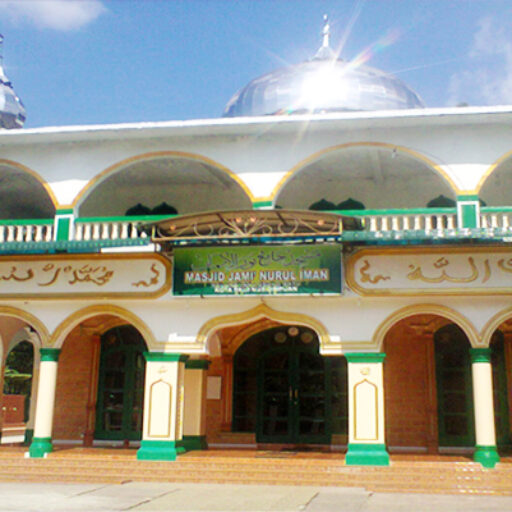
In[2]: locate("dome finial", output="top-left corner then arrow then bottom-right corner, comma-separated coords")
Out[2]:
314,14 -> 335,60
322,14 -> 330,48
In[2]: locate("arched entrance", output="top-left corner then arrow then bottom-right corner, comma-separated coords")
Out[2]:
233,325 -> 347,445
94,325 -> 146,441
384,315 -> 475,452
434,324 -> 474,447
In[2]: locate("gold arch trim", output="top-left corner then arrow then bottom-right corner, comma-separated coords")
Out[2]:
373,303 -> 481,350
0,305 -> 50,346
196,303 -> 331,352
480,307 -> 512,346
476,148 -> 512,194
50,304 -> 157,349
71,150 -> 255,209
268,142 -> 460,203
0,158 -> 58,209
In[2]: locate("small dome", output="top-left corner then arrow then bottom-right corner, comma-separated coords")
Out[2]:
223,19 -> 424,117
0,36 -> 26,129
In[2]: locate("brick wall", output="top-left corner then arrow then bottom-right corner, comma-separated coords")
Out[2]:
53,331 -> 93,441
384,318 -> 432,449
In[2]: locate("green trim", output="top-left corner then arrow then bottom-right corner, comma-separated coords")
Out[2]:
136,440 -> 185,461
481,206 -> 512,212
181,435 -> 208,451
345,352 -> 386,363
329,207 -> 456,216
56,208 -> 74,215
56,217 -> 71,241
185,359 -> 210,370
470,348 -> 492,364
474,445 -> 500,468
460,203 -> 478,229
40,348 -> 61,362
345,443 -> 390,466
29,436 -> 53,458
76,214 -> 175,223
24,428 -> 34,446
252,201 -> 273,209
144,352 -> 189,363
457,195 -> 480,201
0,218 -> 53,226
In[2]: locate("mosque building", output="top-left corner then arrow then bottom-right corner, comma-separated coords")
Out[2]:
0,20 -> 511,470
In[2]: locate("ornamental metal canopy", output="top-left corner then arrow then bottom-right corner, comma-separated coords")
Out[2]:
150,210 -> 361,245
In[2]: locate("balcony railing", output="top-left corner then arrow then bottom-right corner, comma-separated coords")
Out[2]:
0,219 -> 54,243
480,208 -> 512,230
0,208 -> 465,250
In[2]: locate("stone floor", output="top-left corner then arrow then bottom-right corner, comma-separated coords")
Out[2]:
1,481 -> 512,511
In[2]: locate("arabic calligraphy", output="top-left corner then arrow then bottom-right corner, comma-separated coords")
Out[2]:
407,257 -> 481,284
132,264 -> 161,288
0,263 -> 114,287
359,260 -> 391,284
191,249 -> 322,273
353,250 -> 512,293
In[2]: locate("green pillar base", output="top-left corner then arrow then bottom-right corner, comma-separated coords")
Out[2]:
181,435 -> 207,451
137,440 -> 186,461
345,443 -> 390,466
474,445 -> 500,468
24,429 -> 34,446
29,437 -> 53,458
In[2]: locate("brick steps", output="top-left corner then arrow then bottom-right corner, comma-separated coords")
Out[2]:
0,451 -> 511,495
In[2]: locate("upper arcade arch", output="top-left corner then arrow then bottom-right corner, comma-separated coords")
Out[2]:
0,159 -> 56,219
477,149 -> 512,206
72,151 -> 254,217
272,142 -> 459,211
196,303 -> 332,356
49,305 -> 157,350
373,304 -> 481,350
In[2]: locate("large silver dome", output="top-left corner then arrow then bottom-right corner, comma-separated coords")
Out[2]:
0,36 -> 26,129
223,20 -> 424,117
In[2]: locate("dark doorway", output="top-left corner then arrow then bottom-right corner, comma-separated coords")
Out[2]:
95,325 -> 146,441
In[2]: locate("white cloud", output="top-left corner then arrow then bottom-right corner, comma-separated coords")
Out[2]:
0,0 -> 107,31
447,16 -> 512,107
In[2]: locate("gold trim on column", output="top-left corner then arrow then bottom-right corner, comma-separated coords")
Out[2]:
148,379 -> 173,438
50,304 -> 157,349
372,303 -> 481,350
353,378 -> 379,441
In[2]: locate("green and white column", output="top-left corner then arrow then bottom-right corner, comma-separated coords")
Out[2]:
470,348 -> 500,468
182,359 -> 210,451
345,353 -> 389,466
137,352 -> 188,461
28,348 -> 61,458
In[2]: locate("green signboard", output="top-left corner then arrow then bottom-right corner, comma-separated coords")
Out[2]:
173,245 -> 341,296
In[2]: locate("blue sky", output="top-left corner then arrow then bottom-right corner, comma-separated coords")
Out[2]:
1,0 -> 512,128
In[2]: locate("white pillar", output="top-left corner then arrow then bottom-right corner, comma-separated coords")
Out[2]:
470,348 -> 500,468
345,352 -> 389,466
137,352 -> 188,461
28,348 -> 60,458
183,359 -> 210,450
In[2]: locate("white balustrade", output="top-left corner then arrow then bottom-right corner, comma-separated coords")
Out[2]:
480,212 -> 512,230
0,223 -> 53,244
362,213 -> 457,235
72,221 -> 148,242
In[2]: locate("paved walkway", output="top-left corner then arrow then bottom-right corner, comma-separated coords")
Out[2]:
1,482 -> 512,512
